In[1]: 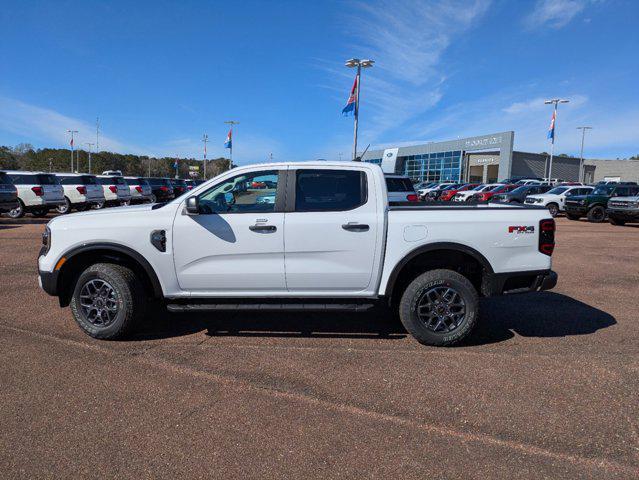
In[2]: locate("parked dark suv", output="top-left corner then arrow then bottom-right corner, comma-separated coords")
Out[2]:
565,182 -> 639,222
144,177 -> 175,202
170,178 -> 188,197
0,171 -> 19,214
490,184 -> 553,204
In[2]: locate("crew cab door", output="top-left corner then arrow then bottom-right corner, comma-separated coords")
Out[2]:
172,169 -> 286,293
284,167 -> 380,293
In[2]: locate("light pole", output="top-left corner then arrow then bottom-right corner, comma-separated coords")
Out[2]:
576,126 -> 592,183
67,130 -> 78,172
224,120 -> 239,168
345,58 -> 374,161
85,143 -> 95,173
202,134 -> 208,179
544,99 -> 569,183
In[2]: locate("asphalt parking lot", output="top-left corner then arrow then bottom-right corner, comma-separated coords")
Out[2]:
1,215 -> 638,479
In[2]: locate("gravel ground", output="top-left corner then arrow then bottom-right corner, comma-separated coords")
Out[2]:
0,215 -> 637,479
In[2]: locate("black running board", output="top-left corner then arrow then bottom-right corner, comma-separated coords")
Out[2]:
166,303 -> 376,313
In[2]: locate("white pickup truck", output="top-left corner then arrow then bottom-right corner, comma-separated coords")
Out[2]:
38,162 -> 557,346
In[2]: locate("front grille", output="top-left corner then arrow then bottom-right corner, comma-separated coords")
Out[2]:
608,201 -> 631,209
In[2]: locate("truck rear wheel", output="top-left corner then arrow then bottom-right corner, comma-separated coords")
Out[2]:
70,263 -> 145,339
399,269 -> 478,347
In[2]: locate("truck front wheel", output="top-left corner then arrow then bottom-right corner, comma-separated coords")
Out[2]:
70,263 -> 145,339
399,269 -> 479,347
587,205 -> 606,223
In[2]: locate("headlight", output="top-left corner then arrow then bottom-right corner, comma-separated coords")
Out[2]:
42,226 -> 51,255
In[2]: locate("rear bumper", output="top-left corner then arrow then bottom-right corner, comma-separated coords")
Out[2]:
482,269 -> 557,297
0,199 -> 19,212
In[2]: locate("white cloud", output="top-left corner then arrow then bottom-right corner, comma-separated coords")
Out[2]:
0,95 -> 281,163
524,0 -> 588,29
0,96 -> 148,155
395,90 -> 639,158
323,0 -> 491,147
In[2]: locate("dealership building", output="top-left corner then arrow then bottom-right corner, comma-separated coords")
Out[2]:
361,130 -> 638,184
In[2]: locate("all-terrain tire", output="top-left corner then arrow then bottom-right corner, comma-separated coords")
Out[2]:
70,263 -> 146,339
587,205 -> 606,223
399,269 -> 479,347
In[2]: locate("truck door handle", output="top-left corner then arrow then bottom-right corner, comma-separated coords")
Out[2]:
342,223 -> 369,232
249,225 -> 277,232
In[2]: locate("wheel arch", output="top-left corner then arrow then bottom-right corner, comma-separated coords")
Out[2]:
385,242 -> 494,305
56,243 -> 163,307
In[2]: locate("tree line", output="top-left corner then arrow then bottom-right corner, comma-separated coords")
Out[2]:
0,144 -> 231,179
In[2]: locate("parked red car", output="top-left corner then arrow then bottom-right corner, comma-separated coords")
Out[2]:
439,183 -> 480,201
471,184 -> 517,202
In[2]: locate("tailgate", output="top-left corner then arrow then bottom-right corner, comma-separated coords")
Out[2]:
86,184 -> 104,201
43,184 -> 64,202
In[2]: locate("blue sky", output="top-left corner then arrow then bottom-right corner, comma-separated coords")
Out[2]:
0,0 -> 638,163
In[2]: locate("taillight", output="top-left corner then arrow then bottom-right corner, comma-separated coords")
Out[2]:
539,219 -> 555,256
159,186 -> 168,192
109,185 -> 117,193
31,186 -> 43,196
76,186 -> 86,195
407,194 -> 418,202
135,186 -> 143,193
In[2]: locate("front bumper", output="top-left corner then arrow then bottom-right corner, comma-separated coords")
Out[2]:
38,268 -> 60,297
564,205 -> 588,215
482,269 -> 557,297
607,209 -> 639,220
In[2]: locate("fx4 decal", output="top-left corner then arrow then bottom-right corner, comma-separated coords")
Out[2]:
508,225 -> 535,234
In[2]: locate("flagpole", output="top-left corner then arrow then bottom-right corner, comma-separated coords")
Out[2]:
352,64 -> 361,161
224,120 -> 239,169
344,59 -> 374,162
67,129 -> 78,172
544,98 -> 569,183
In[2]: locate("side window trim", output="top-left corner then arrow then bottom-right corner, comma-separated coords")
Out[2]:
195,169 -> 286,214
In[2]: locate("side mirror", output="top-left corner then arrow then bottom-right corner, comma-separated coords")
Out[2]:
185,196 -> 199,215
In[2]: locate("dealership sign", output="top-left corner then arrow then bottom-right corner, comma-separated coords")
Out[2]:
381,148 -> 399,173
464,135 -> 503,149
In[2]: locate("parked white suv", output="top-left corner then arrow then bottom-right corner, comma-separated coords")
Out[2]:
56,174 -> 105,214
124,177 -> 154,204
95,175 -> 132,208
453,183 -> 502,202
524,185 -> 594,216
4,171 -> 65,218
384,174 -> 419,202
39,161 -> 557,347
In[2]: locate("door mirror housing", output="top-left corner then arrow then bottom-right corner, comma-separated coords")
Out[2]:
185,196 -> 199,215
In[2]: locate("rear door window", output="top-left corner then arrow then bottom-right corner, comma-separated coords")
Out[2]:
386,177 -> 414,192
295,169 -> 366,212
0,173 -> 13,185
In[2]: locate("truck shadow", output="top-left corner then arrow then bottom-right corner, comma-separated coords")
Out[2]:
462,292 -> 616,346
134,292 -> 615,345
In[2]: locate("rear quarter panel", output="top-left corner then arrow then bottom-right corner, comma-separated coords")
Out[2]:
379,207 -> 552,295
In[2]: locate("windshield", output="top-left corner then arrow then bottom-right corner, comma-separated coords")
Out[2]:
470,184 -> 485,191
509,186 -> 531,195
547,187 -> 568,195
593,186 -> 613,195
489,185 -> 506,192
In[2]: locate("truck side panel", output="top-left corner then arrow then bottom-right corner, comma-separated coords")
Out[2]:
379,208 -> 552,295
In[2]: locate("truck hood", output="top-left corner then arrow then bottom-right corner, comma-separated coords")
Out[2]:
47,202 -> 171,228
